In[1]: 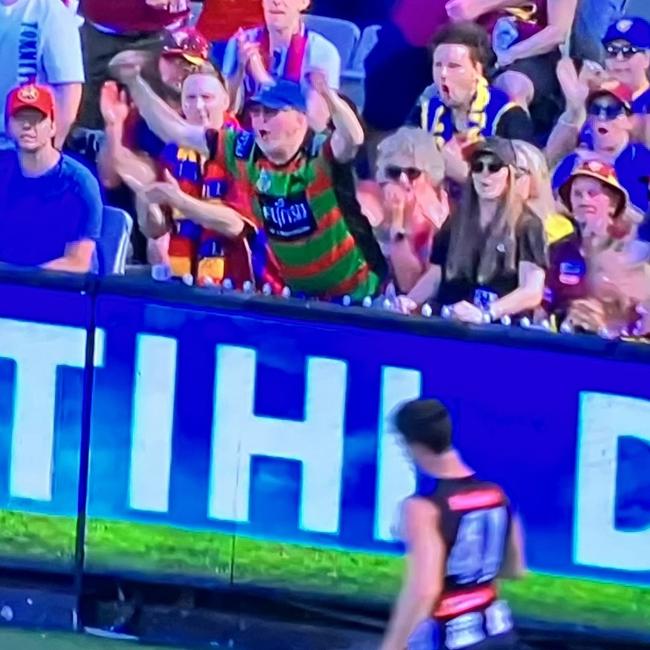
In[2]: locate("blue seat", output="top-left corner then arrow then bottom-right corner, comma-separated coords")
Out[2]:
624,1 -> 650,21
304,15 -> 361,70
340,24 -> 381,110
96,206 -> 133,276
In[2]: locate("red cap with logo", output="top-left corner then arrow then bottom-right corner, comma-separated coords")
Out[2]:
6,83 -> 55,120
161,26 -> 209,66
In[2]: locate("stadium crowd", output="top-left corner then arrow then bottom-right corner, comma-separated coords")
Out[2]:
1,0 -> 650,339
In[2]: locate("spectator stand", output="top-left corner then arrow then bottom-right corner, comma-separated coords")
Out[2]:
302,15 -> 380,110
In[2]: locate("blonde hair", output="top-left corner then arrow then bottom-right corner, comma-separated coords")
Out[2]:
376,127 -> 445,186
510,140 -> 556,223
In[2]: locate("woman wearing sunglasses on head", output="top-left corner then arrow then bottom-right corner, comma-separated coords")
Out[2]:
357,128 -> 450,293
397,137 -> 548,324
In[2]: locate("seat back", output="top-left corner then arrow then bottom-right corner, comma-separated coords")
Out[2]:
304,14 -> 361,69
97,206 -> 133,275
350,24 -> 381,73
624,0 -> 650,20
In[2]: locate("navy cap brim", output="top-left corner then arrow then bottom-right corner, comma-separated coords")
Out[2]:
249,97 -> 307,113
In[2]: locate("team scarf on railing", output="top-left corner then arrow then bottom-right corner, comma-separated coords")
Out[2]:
161,143 -> 254,288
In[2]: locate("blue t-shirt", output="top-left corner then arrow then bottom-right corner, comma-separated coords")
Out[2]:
553,144 -> 650,214
632,86 -> 650,115
0,151 -> 102,267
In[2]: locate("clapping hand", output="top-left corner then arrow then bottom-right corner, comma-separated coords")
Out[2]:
236,29 -> 274,86
143,170 -> 184,208
100,81 -> 130,127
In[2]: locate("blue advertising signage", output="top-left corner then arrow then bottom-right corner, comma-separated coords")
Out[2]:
83,289 -> 650,636
0,281 -> 93,571
0,271 -> 647,638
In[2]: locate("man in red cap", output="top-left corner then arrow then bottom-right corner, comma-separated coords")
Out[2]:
77,0 -> 191,130
0,0 -> 85,150
552,81 -> 650,241
0,83 -> 102,272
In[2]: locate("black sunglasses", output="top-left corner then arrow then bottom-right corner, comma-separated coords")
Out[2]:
385,166 -> 423,181
470,159 -> 505,175
587,101 -> 628,120
605,43 -> 644,59
248,104 -> 281,119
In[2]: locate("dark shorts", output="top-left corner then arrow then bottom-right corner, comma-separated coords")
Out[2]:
493,49 -> 564,144
78,22 -> 165,130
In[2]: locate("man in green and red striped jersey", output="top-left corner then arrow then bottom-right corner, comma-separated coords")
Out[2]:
110,56 -> 387,300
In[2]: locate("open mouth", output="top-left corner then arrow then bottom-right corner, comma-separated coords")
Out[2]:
258,129 -> 270,139
441,84 -> 450,96
597,126 -> 610,135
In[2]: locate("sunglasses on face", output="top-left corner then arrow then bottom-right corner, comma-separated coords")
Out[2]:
587,101 -> 627,120
248,104 -> 282,119
385,166 -> 423,182
604,43 -> 644,59
470,158 -> 505,175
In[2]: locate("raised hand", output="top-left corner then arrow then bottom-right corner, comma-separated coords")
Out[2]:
108,49 -> 151,84
100,81 -> 130,127
307,68 -> 332,98
445,0 -> 483,22
236,29 -> 274,86
556,58 -> 589,113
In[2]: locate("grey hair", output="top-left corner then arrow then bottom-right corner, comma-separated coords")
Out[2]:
376,127 -> 445,186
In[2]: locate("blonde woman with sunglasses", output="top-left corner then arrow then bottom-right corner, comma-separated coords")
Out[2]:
397,137 -> 548,323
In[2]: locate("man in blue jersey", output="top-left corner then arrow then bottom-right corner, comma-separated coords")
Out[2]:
381,399 -> 526,650
0,83 -> 102,271
410,22 -> 534,183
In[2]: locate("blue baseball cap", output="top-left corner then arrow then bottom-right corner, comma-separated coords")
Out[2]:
250,80 -> 307,113
603,17 -> 650,49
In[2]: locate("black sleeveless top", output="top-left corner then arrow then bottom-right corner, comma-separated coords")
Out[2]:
421,475 -> 513,620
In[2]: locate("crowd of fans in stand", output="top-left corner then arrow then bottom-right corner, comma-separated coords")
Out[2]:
0,0 -> 649,339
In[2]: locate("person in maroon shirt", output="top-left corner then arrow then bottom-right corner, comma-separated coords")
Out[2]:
196,0 -> 264,43
77,0 -> 190,129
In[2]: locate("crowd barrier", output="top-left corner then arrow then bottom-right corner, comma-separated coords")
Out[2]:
0,267 -> 648,640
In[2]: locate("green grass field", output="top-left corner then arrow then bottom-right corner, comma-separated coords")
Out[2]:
2,511 -> 650,638
0,629 -> 190,649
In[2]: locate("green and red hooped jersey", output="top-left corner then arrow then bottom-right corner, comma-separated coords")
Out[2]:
207,128 -> 388,300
